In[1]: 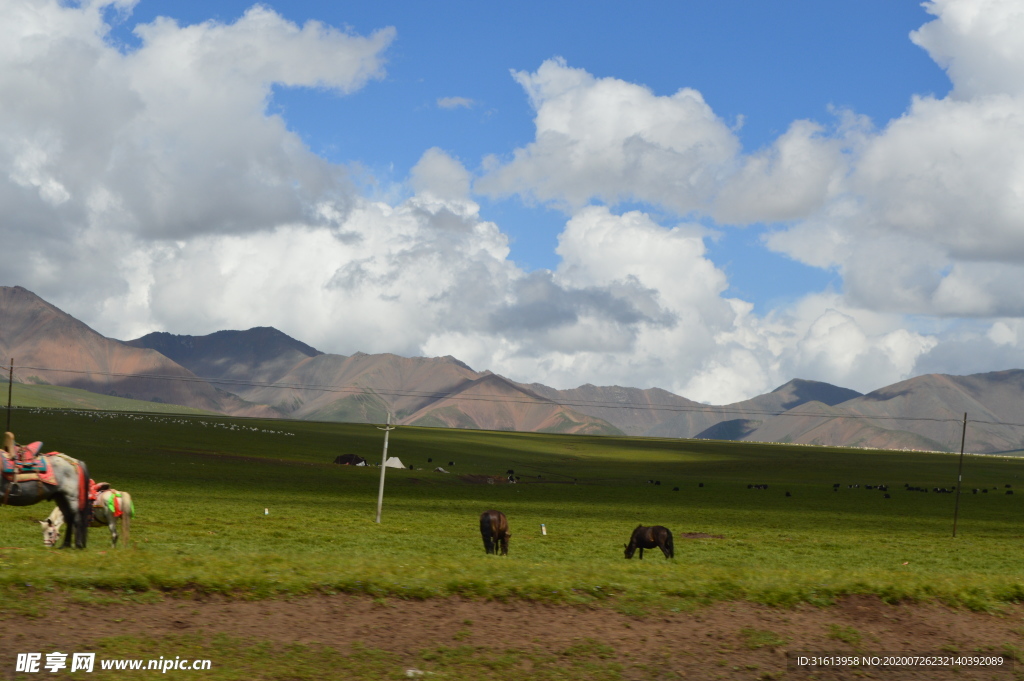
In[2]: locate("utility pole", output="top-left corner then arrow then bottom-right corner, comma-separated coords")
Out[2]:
952,412 -> 968,538
375,412 -> 395,524
5,359 -> 12,432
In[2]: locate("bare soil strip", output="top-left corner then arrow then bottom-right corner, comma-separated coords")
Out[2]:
2,594 -> 1022,679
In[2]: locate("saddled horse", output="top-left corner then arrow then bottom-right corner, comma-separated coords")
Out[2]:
1,432 -> 91,548
41,484 -> 133,548
623,524 -> 674,559
480,509 -> 511,555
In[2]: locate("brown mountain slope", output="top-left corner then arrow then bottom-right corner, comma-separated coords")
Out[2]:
743,372 -> 1024,453
120,322 -> 621,432
741,400 -> 952,451
692,379 -> 863,440
8,286 -> 1022,451
406,374 -> 623,435
726,378 -> 862,413
125,328 -> 322,389
233,352 -> 620,433
521,378 -> 862,438
520,383 -> 712,436
0,286 -> 278,417
237,352 -> 483,422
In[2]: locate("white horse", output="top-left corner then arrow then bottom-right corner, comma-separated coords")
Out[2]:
41,486 -> 133,548
3,432 -> 92,548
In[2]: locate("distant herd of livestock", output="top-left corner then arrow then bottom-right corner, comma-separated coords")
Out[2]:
477,478 -> 1019,562
746,482 -> 1016,498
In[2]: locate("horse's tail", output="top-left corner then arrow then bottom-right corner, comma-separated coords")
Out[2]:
77,459 -> 90,514
120,492 -> 133,548
665,528 -> 674,558
76,459 -> 90,548
480,511 -> 495,554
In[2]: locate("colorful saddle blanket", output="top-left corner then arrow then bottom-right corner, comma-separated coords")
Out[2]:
1,446 -> 57,486
87,481 -> 130,518
104,491 -> 129,518
16,441 -> 43,463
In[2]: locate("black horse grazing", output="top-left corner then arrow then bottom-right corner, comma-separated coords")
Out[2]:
623,524 -> 674,559
480,509 -> 511,555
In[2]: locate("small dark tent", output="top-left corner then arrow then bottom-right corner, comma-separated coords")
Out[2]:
334,453 -> 368,466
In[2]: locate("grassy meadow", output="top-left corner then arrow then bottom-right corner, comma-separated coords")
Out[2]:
2,406 -> 1024,611
0,381 -> 215,414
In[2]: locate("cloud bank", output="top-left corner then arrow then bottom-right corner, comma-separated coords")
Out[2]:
474,0 -> 1024,399
2,0 -> 1024,405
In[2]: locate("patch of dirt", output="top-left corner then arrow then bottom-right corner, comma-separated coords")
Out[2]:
679,532 -> 725,539
1,593 -> 1021,679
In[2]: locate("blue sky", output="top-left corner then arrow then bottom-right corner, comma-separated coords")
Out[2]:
112,1 -> 950,280
3,0 -> 1024,402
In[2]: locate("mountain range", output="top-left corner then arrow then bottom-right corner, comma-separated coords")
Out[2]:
2,285 -> 1023,453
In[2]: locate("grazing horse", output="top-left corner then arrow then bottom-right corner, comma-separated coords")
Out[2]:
623,524 -> 674,559
41,485 -> 133,548
479,509 -> 511,555
1,432 -> 90,549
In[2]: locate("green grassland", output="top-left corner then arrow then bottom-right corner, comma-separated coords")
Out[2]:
2,406 -> 1024,611
0,381 -> 214,414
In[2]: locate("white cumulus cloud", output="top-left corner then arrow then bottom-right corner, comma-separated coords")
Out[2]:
476,58 -> 739,215
0,0 -> 393,318
437,96 -> 475,109
765,0 -> 1024,324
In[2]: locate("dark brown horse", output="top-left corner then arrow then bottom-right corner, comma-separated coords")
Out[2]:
623,524 -> 674,559
480,509 -> 511,555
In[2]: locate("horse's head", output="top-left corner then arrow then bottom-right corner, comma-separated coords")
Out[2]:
39,518 -> 60,547
623,543 -> 635,559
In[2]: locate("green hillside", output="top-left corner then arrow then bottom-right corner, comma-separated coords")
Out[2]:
0,380 -> 215,414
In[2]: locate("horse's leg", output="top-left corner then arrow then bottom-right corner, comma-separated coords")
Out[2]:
121,493 -> 132,548
107,512 -> 118,547
480,513 -> 493,554
54,496 -> 75,549
638,547 -> 644,560
65,502 -> 88,550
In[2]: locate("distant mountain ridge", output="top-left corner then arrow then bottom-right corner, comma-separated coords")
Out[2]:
126,328 -> 322,388
690,379 -> 864,440
4,285 -> 1024,452
126,333 -> 622,436
743,371 -> 1024,453
0,286 -> 277,418
522,378 -> 863,439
